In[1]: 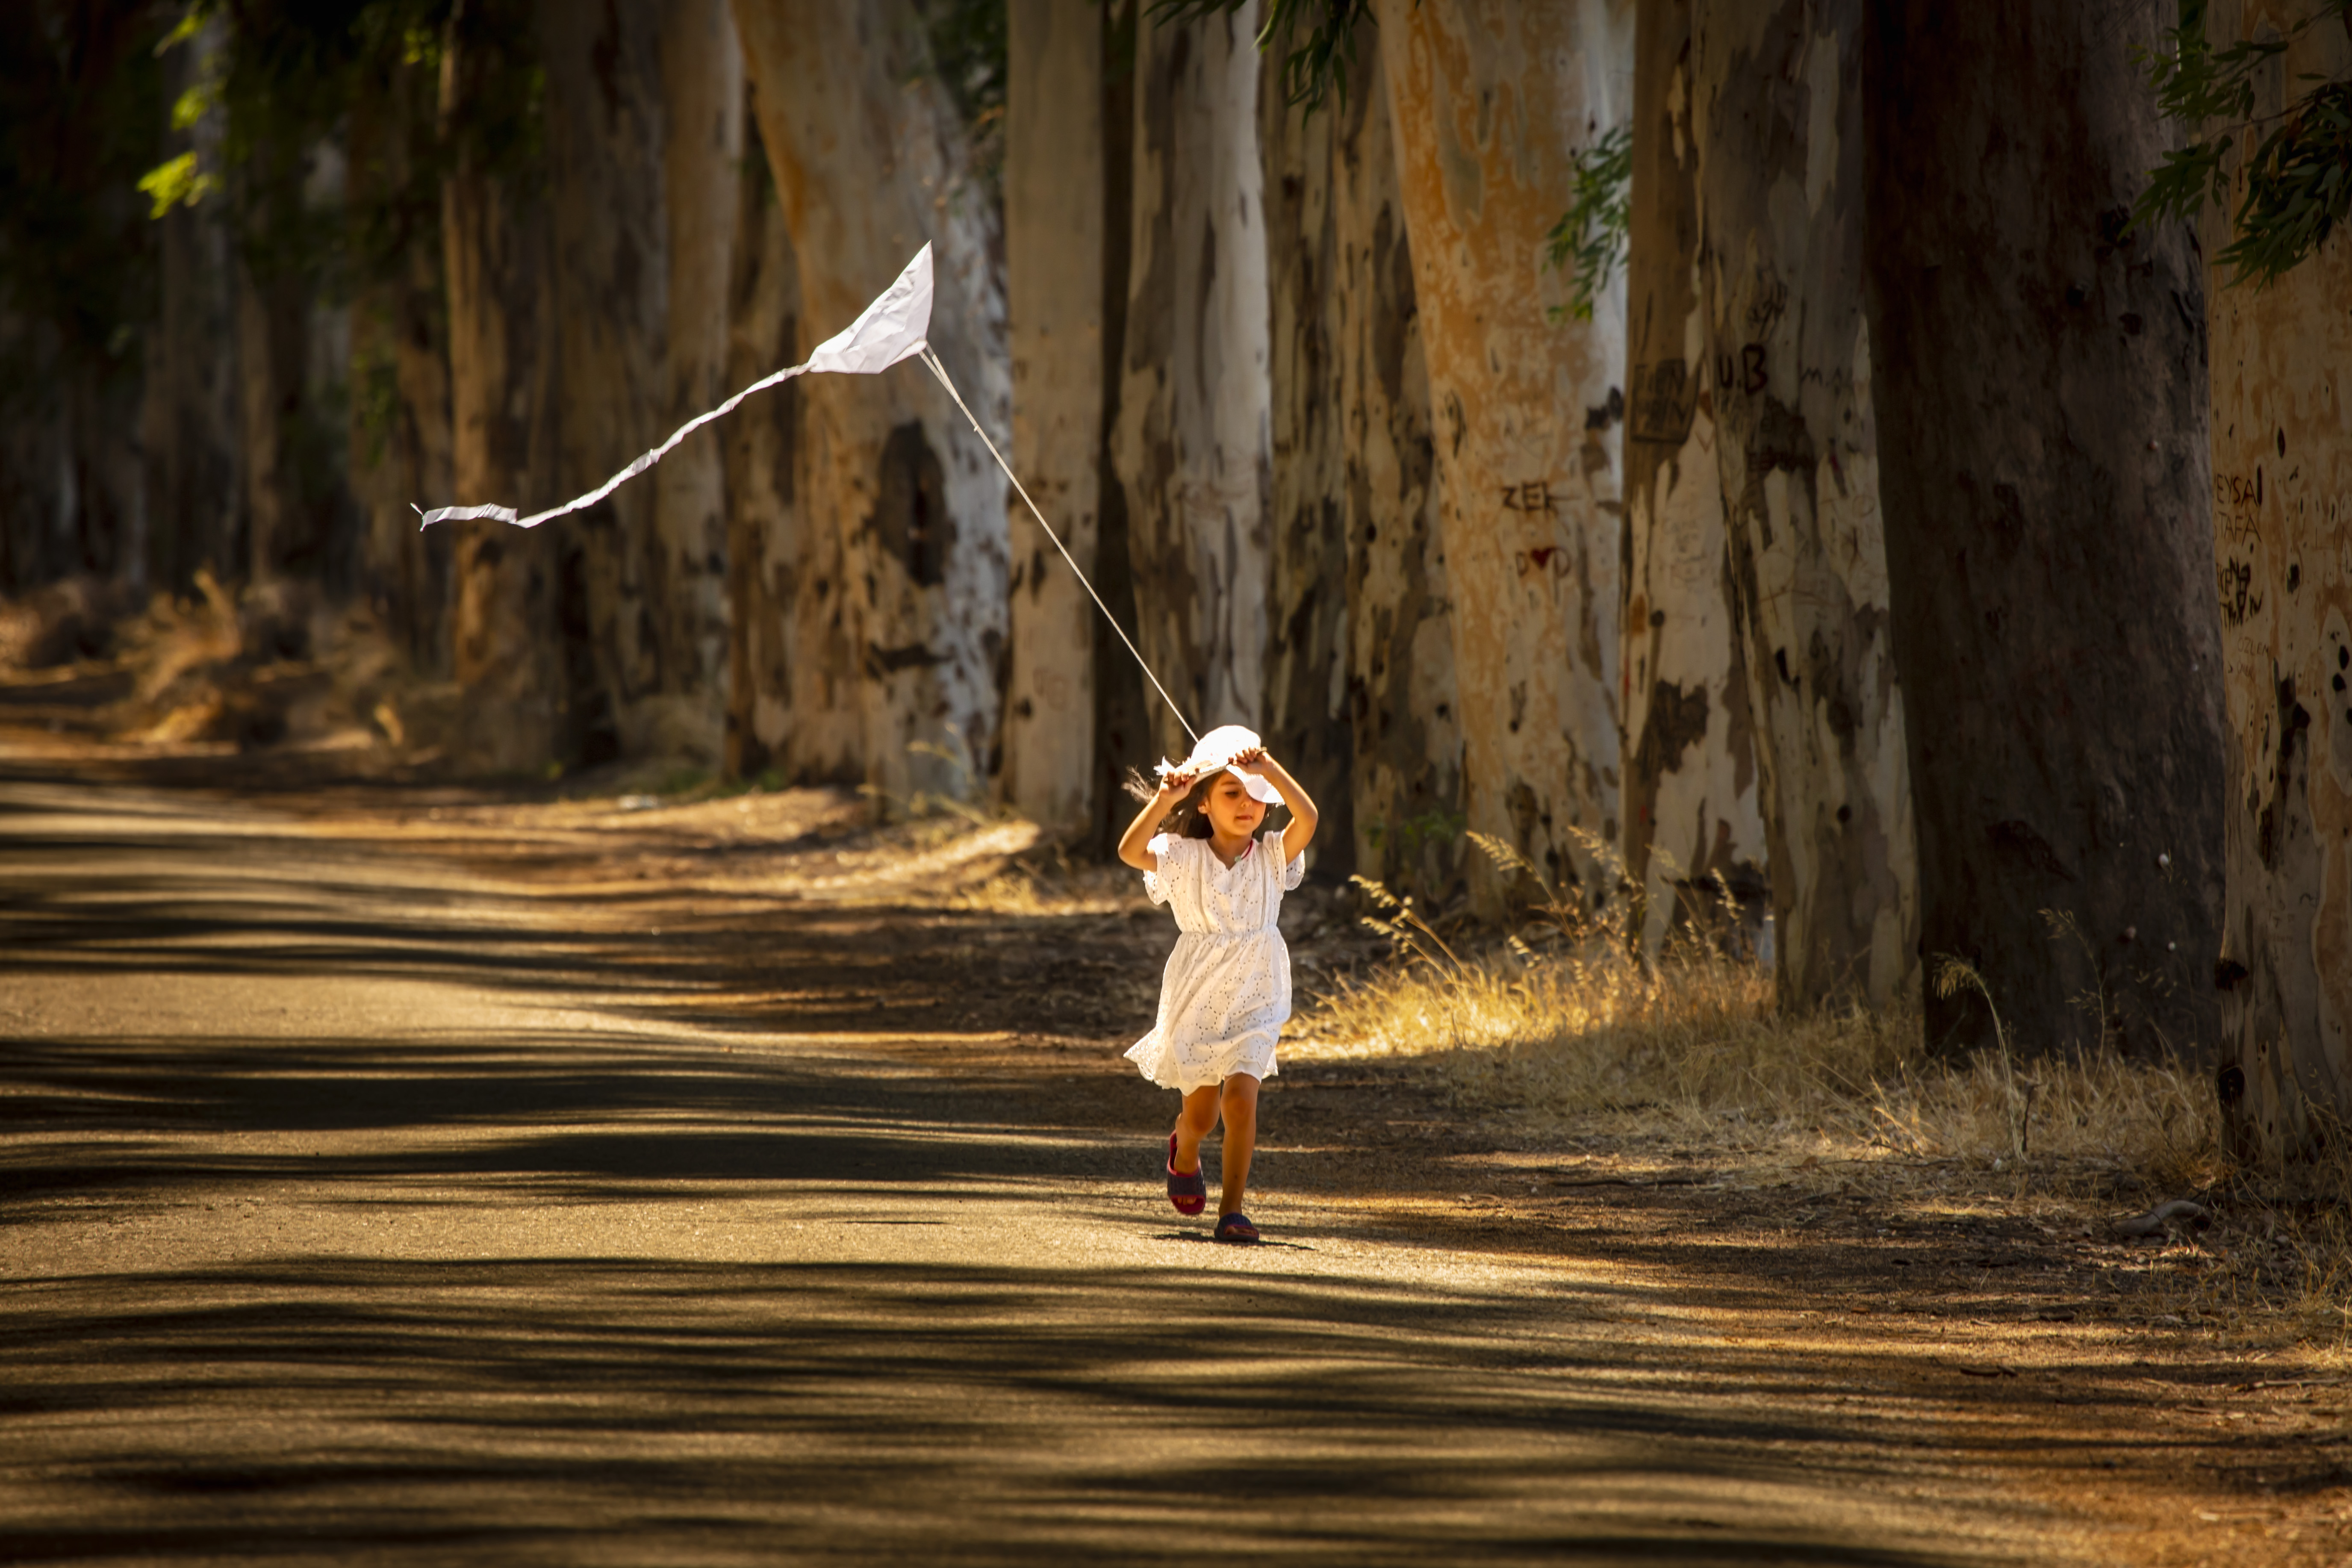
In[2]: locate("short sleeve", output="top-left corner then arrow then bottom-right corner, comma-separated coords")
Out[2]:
1142,831 -> 1176,905
1267,828 -> 1306,891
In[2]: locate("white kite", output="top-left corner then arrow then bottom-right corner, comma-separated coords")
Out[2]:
414,241 -> 1198,743
415,243 -> 937,533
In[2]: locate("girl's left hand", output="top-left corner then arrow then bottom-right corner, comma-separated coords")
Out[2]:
1231,746 -> 1267,772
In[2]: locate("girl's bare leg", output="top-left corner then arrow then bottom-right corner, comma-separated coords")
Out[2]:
1173,1085 -> 1219,1176
1217,1073 -> 1261,1216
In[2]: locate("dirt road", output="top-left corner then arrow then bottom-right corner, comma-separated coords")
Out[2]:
0,739 -> 2328,1565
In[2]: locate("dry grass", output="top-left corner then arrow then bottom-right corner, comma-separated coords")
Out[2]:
1298,928 -> 2221,1184
1283,831 -> 2352,1347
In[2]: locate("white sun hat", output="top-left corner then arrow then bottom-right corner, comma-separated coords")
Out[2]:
1155,724 -> 1282,805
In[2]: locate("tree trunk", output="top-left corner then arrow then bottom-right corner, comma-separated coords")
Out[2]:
1862,1 -> 2225,1057
722,97 -> 801,785
1003,0 -> 1105,837
234,253 -> 301,586
735,0 -> 1011,802
1113,3 -> 1273,763
1623,0 -> 1766,956
1377,0 -> 1636,912
235,138 -> 360,593
2204,2 -> 2352,1167
1259,42 -> 1354,876
141,15 -> 241,595
348,53 -> 454,672
441,0 -> 566,773
1089,0 -> 1152,852
539,0 -> 667,765
1330,51 -> 1463,903
1689,0 -> 1913,1007
651,0 -> 743,765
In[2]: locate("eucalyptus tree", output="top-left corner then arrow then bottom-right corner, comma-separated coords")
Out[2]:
1863,0 -> 2226,1058
2140,0 -> 2352,1166
1002,0 -> 1109,837
734,0 -> 1011,800
1688,0 -> 1915,1009
1111,1 -> 1274,763
1377,0 -> 1636,914
1620,0 -> 1768,958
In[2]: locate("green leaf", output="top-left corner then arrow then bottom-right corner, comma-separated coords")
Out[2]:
1542,123 -> 1632,323
136,150 -> 216,218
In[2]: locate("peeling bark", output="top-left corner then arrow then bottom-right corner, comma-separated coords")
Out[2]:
1690,0 -> 1913,1006
1377,0 -> 1635,911
1260,46 -> 1354,875
1863,1 -> 2225,1057
1625,0 -> 1766,956
2205,3 -> 2352,1166
1335,58 -> 1464,903
736,0 -> 1011,801
1113,3 -> 1273,762
441,0 -> 565,772
722,105 -> 800,784
1003,0 -> 1105,837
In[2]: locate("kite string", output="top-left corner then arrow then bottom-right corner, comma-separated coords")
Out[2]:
917,347 -> 1199,748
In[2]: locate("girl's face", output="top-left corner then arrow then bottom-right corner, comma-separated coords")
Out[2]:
1201,772 -> 1266,840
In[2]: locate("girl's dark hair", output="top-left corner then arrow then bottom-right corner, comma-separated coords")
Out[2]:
1125,767 -> 1283,840
1125,768 -> 1217,838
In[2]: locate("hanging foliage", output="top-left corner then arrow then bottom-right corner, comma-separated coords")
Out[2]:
2134,0 -> 2352,287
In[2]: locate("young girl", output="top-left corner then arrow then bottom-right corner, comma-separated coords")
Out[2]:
1117,725 -> 1318,1244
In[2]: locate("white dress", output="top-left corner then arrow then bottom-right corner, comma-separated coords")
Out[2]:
1125,828 -> 1306,1091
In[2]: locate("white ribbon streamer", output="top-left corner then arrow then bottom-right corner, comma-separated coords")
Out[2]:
413,238 -> 1203,747
415,244 -> 936,531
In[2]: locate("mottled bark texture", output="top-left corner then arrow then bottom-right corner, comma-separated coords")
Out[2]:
736,0 -> 1011,801
650,0 -> 744,765
2204,4 -> 2352,1167
1691,0 -> 1913,1008
1624,0 -> 1766,956
1327,44 -> 1463,899
1003,0 -> 1105,838
348,53 -> 453,672
440,0 -> 565,772
722,101 -> 800,784
1114,4 -> 1273,763
1259,44 -> 1354,875
1378,0 -> 1635,913
1863,2 -> 2225,1057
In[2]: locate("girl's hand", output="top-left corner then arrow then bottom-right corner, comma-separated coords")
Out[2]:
1230,746 -> 1267,772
